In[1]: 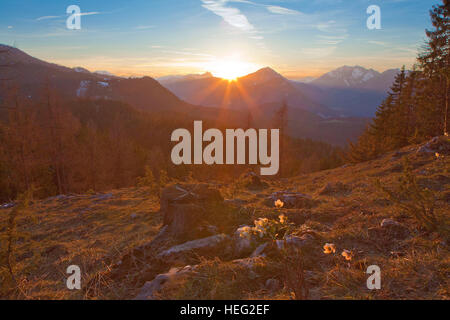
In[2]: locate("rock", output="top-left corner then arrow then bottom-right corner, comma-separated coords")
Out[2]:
265,279 -> 281,293
275,234 -> 314,250
157,234 -> 230,265
232,256 -> 266,269
160,184 -> 225,240
134,265 -> 196,300
318,182 -> 351,196
381,218 -> 402,228
91,193 -> 114,201
250,234 -> 315,258
163,204 -> 210,240
1,202 -> 15,209
265,191 -> 316,209
233,225 -> 258,257
251,242 -> 269,258
417,136 -> 450,155
160,184 -> 223,214
417,145 -> 433,154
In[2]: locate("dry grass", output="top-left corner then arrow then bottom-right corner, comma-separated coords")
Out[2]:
0,187 -> 161,299
0,142 -> 449,300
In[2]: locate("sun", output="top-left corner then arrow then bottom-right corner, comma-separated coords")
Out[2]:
205,57 -> 260,81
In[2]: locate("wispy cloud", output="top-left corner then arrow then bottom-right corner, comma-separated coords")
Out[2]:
317,20 -> 347,34
135,25 -> 155,30
36,11 -> 100,21
317,34 -> 348,45
201,0 -> 255,32
228,0 -> 302,15
7,26 -> 13,29
75,12 -> 101,17
266,5 -> 301,15
36,15 -> 60,21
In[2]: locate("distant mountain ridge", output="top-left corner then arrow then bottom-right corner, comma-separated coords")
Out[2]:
160,65 -> 400,118
0,44 -> 189,113
160,67 -> 337,117
312,65 -> 400,92
0,44 -> 369,145
1,43 -> 395,118
158,72 -> 213,85
299,66 -> 400,117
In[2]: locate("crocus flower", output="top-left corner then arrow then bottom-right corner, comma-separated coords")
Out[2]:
323,243 -> 336,254
342,250 -> 353,261
275,199 -> 284,209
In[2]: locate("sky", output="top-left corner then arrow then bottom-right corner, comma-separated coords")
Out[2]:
0,0 -> 442,79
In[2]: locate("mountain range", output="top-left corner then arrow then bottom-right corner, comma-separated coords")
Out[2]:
0,44 -> 189,114
0,44 -> 384,145
160,67 -> 335,117
159,65 -> 400,118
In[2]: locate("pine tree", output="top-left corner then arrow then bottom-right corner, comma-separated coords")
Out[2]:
418,0 -> 449,136
348,0 -> 449,162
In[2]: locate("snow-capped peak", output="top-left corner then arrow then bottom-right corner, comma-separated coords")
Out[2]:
314,66 -> 381,88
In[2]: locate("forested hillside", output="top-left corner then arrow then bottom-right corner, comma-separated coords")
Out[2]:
348,1 -> 449,162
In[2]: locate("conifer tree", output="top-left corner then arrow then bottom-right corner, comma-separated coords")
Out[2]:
348,0 -> 449,162
418,0 -> 449,136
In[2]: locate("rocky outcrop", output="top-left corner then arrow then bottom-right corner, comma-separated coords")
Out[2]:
134,256 -> 268,300
160,184 -> 223,214
417,136 -> 450,155
160,184 -> 224,240
0,202 -> 15,209
250,234 -> 315,258
156,234 -> 230,265
232,226 -> 258,257
111,184 -> 228,280
274,234 -> 315,250
134,266 -> 197,300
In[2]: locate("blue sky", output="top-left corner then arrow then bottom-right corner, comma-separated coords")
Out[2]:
0,0 -> 441,78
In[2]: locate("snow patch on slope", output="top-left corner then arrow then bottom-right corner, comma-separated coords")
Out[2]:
77,80 -> 90,97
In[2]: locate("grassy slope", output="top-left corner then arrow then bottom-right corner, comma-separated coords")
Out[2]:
0,143 -> 448,300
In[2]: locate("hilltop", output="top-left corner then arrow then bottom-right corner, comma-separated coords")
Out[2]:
1,137 -> 448,300
0,45 -> 367,146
